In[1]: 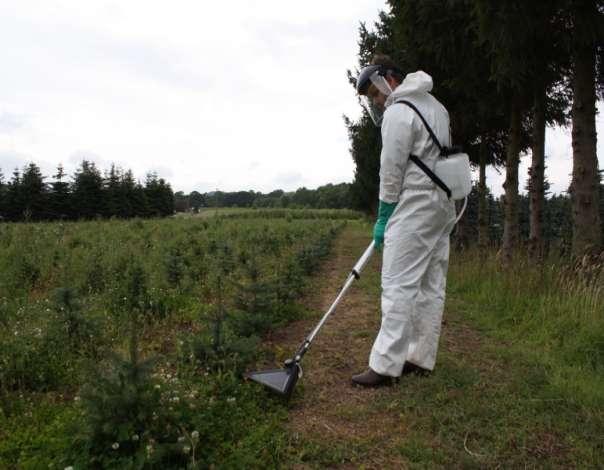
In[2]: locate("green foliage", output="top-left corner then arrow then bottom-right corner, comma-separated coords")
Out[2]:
0,398 -> 76,468
176,183 -> 354,212
0,212 -> 348,466
449,180 -> 578,254
52,287 -> 101,357
343,114 -> 381,213
70,317 -> 285,468
71,327 -> 166,468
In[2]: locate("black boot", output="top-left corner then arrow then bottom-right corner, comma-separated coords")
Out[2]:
351,368 -> 395,387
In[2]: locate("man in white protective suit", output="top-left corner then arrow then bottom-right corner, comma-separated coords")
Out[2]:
352,54 -> 457,387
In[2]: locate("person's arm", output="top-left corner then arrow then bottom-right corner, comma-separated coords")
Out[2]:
373,105 -> 415,248
378,105 -> 415,204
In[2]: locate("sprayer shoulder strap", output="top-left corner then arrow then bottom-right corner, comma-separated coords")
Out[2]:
395,99 -> 444,153
395,99 -> 451,199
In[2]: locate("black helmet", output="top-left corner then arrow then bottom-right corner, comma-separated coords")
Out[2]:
356,64 -> 403,95
356,64 -> 383,95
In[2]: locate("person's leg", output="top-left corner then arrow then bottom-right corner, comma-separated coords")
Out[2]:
406,228 -> 450,371
368,230 -> 434,377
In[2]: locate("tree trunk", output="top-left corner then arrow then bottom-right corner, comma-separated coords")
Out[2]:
570,41 -> 601,257
528,84 -> 546,260
478,139 -> 489,249
455,200 -> 469,251
502,100 -> 522,265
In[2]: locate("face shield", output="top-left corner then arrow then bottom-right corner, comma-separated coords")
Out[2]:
356,66 -> 394,127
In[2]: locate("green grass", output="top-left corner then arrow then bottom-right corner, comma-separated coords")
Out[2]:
382,247 -> 604,467
448,248 -> 604,407
288,235 -> 603,467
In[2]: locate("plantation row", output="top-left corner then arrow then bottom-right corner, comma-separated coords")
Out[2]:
0,211 -> 354,468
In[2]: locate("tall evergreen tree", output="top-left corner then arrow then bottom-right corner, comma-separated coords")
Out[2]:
72,160 -> 104,219
50,164 -> 71,219
568,0 -> 603,256
157,178 -> 175,216
104,164 -> 122,218
144,172 -> 162,217
133,181 -> 149,218
0,168 -> 5,220
118,169 -> 137,218
344,114 -> 381,213
143,172 -> 173,217
472,0 -> 541,263
20,163 -> 47,221
5,169 -> 24,221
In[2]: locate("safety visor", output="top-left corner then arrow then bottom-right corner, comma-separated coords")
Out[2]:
361,95 -> 385,127
360,71 -> 393,127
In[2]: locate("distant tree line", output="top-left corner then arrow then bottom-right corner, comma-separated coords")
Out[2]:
453,178 -> 604,255
0,161 -> 175,222
174,182 -> 353,212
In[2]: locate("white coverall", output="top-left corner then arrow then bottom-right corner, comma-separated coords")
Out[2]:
369,71 -> 456,377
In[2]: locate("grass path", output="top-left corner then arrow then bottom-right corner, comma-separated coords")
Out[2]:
260,222 -> 602,468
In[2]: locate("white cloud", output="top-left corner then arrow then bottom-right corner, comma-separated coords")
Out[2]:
0,1 -> 601,197
0,0 -> 386,192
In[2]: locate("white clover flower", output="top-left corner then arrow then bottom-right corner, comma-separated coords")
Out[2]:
73,396 -> 80,402
111,442 -> 119,450
132,434 -> 139,441
191,430 -> 199,441
183,446 -> 191,454
154,384 -> 161,389
177,436 -> 186,443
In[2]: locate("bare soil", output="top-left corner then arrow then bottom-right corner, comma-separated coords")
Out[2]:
264,227 -> 412,467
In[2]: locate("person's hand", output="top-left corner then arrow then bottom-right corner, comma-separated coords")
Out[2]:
373,219 -> 386,249
373,200 -> 397,249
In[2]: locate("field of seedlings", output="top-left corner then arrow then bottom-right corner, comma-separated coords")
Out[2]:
0,210 -> 362,468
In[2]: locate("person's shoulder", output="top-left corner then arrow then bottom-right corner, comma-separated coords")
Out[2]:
426,93 -> 449,116
384,100 -> 415,124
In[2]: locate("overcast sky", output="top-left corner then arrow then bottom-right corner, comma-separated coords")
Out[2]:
0,1 -> 602,197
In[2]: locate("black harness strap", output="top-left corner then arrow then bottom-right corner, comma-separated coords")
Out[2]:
408,154 -> 451,199
395,99 -> 452,199
396,100 -> 444,153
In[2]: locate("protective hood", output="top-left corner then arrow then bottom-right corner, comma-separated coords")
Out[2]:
385,71 -> 433,107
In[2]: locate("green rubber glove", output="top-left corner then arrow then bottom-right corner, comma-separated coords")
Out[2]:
373,200 -> 397,249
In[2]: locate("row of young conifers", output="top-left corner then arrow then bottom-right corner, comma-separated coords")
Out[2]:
0,211 -> 359,468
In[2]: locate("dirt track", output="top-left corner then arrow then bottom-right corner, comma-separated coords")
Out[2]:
264,225 -> 412,467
